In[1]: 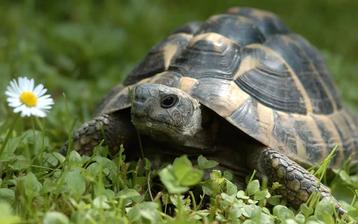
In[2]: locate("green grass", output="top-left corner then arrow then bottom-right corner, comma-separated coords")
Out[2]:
0,1 -> 358,223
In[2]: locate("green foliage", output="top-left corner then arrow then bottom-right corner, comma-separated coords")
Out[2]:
159,156 -> 203,194
0,0 -> 357,223
0,137 -> 357,223
43,212 -> 69,224
197,155 -> 219,170
0,202 -> 21,224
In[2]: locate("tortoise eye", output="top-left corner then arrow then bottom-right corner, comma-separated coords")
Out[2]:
160,94 -> 178,109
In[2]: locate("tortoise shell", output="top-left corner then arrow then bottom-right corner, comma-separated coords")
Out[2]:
97,7 -> 358,168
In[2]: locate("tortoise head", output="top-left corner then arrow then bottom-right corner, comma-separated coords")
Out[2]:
131,83 -> 212,150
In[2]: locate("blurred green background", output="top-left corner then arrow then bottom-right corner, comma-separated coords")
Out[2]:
0,1 -> 357,221
0,0 -> 357,127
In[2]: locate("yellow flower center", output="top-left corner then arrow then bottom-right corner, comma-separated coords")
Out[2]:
20,91 -> 38,107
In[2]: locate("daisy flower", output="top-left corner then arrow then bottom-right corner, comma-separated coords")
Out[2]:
5,77 -> 54,117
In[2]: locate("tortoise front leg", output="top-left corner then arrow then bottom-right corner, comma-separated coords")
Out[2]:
248,148 -> 345,214
62,111 -> 138,156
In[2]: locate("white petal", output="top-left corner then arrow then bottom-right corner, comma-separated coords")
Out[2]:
11,79 -> 20,90
5,90 -> 19,98
7,97 -> 19,103
24,108 -> 32,117
28,78 -> 35,92
33,84 -> 46,96
21,77 -> 30,91
18,77 -> 26,90
8,99 -> 22,107
39,107 -> 51,111
31,108 -> 47,117
38,94 -> 53,101
38,97 -> 54,105
38,97 -> 54,106
18,106 -> 30,117
37,104 -> 52,110
7,80 -> 21,96
38,94 -> 52,99
23,77 -> 31,91
19,77 -> 30,91
9,103 -> 22,108
7,81 -> 15,92
14,105 -> 26,113
20,109 -> 26,117
39,88 -> 48,97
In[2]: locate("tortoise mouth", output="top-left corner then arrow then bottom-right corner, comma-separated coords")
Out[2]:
131,114 -> 217,153
130,99 -> 191,136
131,113 -> 178,129
131,113 -> 185,138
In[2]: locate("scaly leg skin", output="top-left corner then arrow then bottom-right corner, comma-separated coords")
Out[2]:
249,148 -> 345,214
62,111 -> 138,156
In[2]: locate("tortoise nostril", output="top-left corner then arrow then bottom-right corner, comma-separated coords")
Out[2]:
160,94 -> 178,109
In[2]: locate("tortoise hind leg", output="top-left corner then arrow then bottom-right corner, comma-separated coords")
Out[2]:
62,110 -> 138,157
248,148 -> 345,214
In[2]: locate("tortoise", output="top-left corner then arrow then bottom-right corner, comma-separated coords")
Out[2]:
65,7 -> 358,212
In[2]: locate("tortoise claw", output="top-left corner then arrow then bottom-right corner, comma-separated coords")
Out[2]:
61,111 -> 138,156
250,148 -> 344,212
61,114 -> 111,156
336,206 -> 346,215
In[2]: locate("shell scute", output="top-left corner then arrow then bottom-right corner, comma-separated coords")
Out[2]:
196,14 -> 265,46
235,45 -> 307,114
124,33 -> 192,85
226,7 -> 290,36
170,33 -> 241,80
272,111 -> 298,155
264,34 -> 339,114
